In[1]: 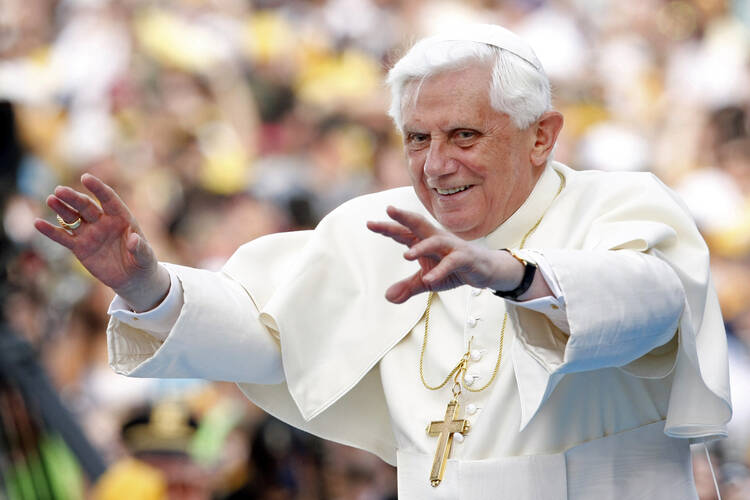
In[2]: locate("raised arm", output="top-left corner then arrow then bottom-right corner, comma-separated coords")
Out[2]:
36,174 -> 285,384
34,174 -> 170,312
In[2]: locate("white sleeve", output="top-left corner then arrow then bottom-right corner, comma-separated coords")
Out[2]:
107,263 -> 284,384
108,267 -> 183,340
515,248 -> 682,374
503,249 -> 569,334
511,248 -> 684,430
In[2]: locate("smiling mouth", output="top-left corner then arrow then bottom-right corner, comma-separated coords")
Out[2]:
435,185 -> 471,195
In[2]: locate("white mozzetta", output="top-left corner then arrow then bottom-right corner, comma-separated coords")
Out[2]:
106,162 -> 730,498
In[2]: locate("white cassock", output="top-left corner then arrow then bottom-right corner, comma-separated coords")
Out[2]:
107,162 -> 731,499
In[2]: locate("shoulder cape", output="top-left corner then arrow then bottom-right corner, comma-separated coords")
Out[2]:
222,164 -> 731,464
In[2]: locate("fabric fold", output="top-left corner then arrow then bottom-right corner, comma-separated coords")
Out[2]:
509,165 -> 730,436
108,161 -> 731,463
222,187 -> 430,421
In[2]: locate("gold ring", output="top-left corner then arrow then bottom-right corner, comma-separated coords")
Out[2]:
57,214 -> 82,230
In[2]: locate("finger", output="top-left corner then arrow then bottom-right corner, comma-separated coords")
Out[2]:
54,185 -> 102,223
422,253 -> 463,285
34,218 -> 76,249
386,206 -> 437,239
385,272 -> 429,304
404,235 -> 452,261
367,220 -> 416,247
126,232 -> 156,269
47,195 -> 80,223
81,173 -> 128,217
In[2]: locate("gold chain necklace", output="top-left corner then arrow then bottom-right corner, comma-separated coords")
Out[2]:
420,292 -> 508,393
422,170 -> 565,487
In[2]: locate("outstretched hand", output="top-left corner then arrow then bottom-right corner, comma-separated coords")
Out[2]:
34,174 -> 170,311
367,206 -> 524,304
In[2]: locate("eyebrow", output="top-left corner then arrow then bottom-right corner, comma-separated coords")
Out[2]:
403,125 -> 481,135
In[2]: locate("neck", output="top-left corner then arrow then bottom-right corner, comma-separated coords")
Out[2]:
479,163 -> 546,239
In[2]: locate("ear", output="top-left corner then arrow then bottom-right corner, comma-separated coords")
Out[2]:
529,111 -> 564,168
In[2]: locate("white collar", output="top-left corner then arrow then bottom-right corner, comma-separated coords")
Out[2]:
483,163 -> 564,250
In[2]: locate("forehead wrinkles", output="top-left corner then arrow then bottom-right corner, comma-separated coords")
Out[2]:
401,67 -> 493,130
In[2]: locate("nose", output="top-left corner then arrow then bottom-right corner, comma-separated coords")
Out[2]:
423,139 -> 458,180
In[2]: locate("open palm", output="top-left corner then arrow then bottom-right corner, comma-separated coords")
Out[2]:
34,174 -> 167,309
367,206 -> 502,304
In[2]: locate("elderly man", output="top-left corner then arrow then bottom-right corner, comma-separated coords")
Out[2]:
36,24 -> 729,499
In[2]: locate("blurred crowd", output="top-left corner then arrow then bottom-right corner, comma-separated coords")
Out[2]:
0,0 -> 749,498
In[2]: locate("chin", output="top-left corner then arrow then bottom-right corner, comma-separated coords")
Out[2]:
435,215 -> 480,239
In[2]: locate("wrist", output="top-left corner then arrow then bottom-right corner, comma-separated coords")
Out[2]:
117,265 -> 171,312
488,249 -> 524,291
492,249 -> 537,299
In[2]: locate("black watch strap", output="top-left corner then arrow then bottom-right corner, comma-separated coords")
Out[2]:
492,250 -> 537,300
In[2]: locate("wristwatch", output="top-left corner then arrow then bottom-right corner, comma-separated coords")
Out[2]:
492,249 -> 537,300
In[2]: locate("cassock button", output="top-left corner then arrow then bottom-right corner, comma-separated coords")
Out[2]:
465,371 -> 479,385
454,432 -> 465,443
471,289 -> 482,296
470,349 -> 482,361
466,403 -> 477,415
467,317 -> 478,328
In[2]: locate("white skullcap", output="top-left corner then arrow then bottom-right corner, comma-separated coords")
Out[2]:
422,23 -> 543,72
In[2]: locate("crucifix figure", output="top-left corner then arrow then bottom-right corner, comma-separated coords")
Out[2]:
426,399 -> 471,487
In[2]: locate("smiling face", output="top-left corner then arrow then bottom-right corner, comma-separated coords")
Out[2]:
401,63 -> 544,240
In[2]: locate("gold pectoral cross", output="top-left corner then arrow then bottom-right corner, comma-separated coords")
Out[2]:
426,399 -> 470,487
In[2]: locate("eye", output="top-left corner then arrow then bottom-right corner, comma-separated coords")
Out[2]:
453,129 -> 479,146
406,132 -> 430,150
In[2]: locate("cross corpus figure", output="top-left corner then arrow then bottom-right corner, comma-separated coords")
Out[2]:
426,399 -> 471,486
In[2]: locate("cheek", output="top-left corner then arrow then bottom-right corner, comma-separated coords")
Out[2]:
406,155 -> 426,183
462,142 -> 521,178
453,150 -> 490,178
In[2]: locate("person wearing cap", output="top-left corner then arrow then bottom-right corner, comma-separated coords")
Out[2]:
36,24 -> 730,499
94,402 -> 211,500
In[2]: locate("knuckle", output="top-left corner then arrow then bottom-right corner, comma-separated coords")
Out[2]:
436,235 -> 451,247
443,253 -> 461,267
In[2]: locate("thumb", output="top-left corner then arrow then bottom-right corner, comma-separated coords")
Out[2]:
385,272 -> 428,304
126,232 -> 155,269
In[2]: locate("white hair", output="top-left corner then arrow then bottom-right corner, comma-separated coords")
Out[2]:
386,38 -> 552,131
